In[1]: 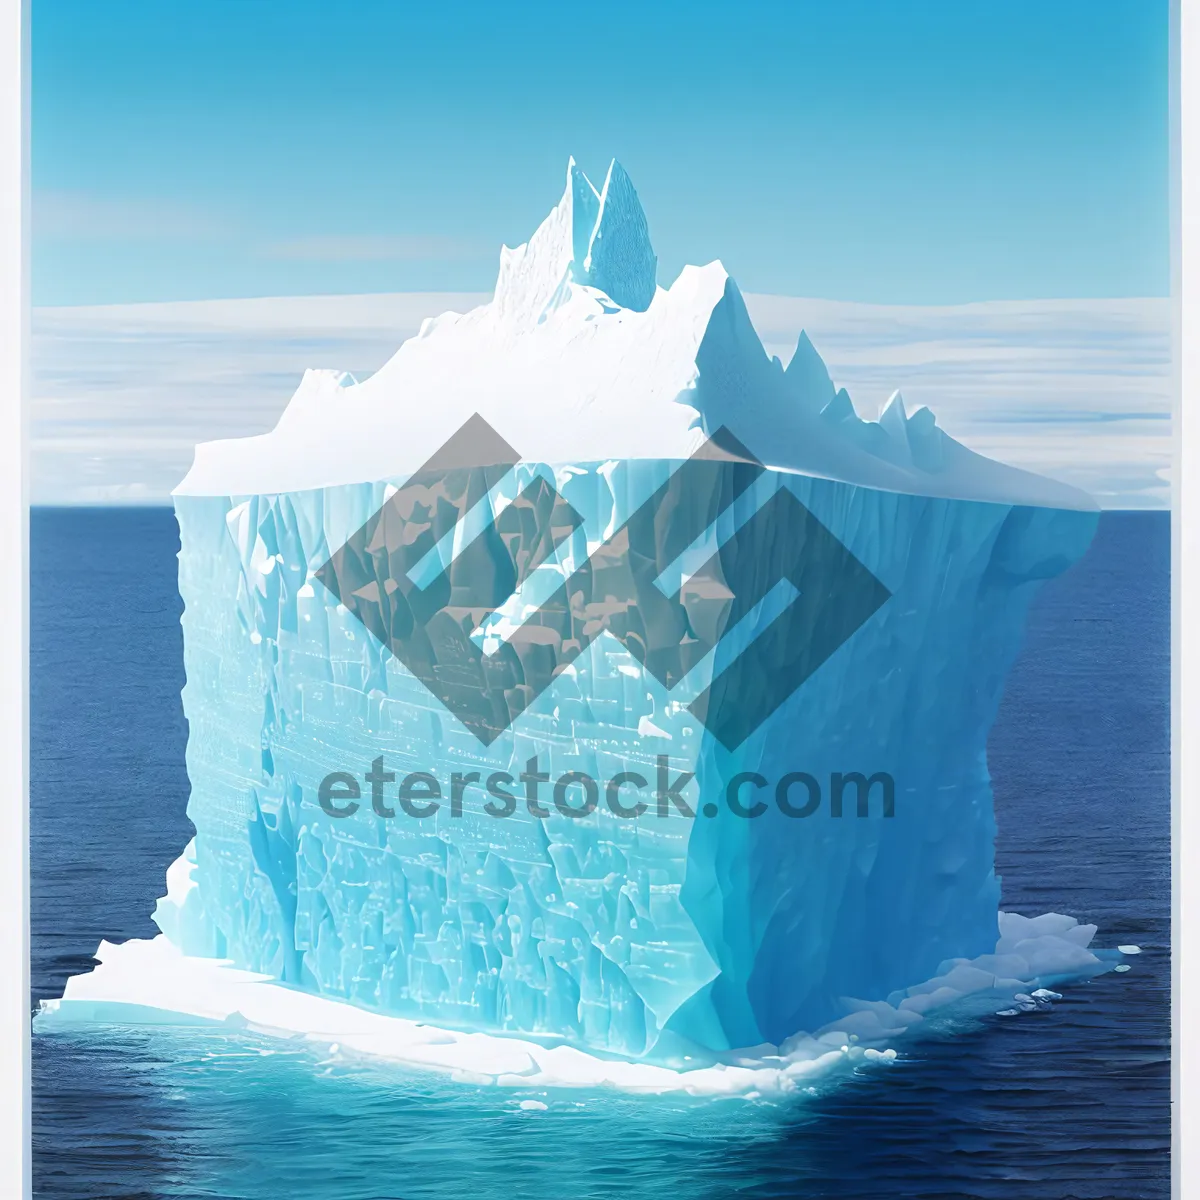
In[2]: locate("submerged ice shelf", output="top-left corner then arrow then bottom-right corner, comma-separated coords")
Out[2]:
52,158 -> 1106,1072
43,912 -> 1119,1098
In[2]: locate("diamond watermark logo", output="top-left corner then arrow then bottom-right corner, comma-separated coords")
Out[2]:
316,415 -> 890,748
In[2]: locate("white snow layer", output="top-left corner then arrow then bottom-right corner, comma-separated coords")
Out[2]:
174,158 -> 1094,511
39,911 -> 1122,1098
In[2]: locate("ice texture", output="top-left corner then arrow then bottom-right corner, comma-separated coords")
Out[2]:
155,159 -> 1100,1061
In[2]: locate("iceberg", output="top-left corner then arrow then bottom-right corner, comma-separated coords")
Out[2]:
49,158 -> 1105,1077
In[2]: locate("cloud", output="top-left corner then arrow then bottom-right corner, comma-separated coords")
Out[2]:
33,190 -> 226,241
31,292 -> 1171,507
259,234 -> 477,262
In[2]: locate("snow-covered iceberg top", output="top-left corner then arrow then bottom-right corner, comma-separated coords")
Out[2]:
175,158 -> 1094,511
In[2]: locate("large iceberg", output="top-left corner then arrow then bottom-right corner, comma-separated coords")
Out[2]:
51,160 -> 1104,1073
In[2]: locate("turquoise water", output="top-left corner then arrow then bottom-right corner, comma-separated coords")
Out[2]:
32,508 -> 1170,1198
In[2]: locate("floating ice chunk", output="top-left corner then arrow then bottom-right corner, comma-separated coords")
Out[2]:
1118,945 -> 1143,955
863,1048 -> 898,1063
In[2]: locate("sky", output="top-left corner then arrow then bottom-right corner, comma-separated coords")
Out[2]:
32,0 -> 1170,308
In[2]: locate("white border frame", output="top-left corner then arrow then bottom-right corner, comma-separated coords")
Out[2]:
1178,0 -> 1196,1196
0,0 -> 28,1195
0,4 -> 1190,1198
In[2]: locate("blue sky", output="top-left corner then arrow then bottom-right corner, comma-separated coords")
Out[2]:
32,1 -> 1169,307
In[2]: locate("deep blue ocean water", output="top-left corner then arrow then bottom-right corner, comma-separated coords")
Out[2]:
30,507 -> 1170,1200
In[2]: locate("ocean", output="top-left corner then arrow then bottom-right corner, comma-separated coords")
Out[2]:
30,507 -> 1171,1199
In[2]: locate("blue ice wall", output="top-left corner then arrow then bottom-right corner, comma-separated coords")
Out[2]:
162,469 -> 1096,1058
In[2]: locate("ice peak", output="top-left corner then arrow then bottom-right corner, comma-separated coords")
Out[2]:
785,329 -> 837,411
880,389 -> 909,429
493,157 -> 657,321
581,159 -> 658,310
